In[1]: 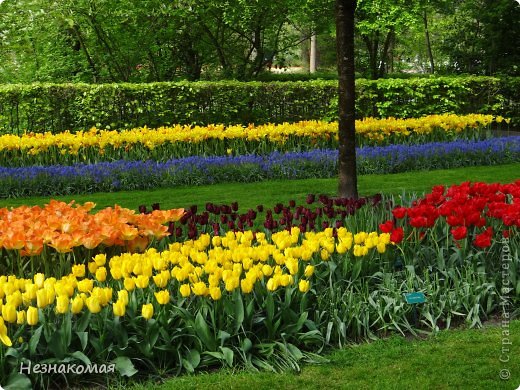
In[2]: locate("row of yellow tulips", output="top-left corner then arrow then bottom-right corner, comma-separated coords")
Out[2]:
0,227 -> 393,346
0,114 -> 503,156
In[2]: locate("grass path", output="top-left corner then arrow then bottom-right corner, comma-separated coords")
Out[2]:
128,321 -> 520,390
1,163 -> 519,211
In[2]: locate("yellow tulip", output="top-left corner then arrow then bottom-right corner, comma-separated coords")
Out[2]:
88,261 -> 98,274
93,254 -> 107,266
71,295 -> 84,314
240,279 -> 254,294
209,286 -> 222,300
26,306 -> 39,326
36,289 -> 49,309
154,290 -> 170,305
179,283 -> 191,297
95,267 -> 107,282
0,317 -> 12,346
153,272 -> 169,288
16,310 -> 26,325
113,300 -> 126,317
124,277 -> 136,291
77,279 -> 94,293
304,265 -> 315,278
86,296 -> 101,314
117,290 -> 129,306
141,303 -> 154,320
56,295 -> 69,314
298,279 -> 310,293
34,273 -> 45,288
135,275 -> 149,289
192,282 -> 208,296
72,264 -> 86,278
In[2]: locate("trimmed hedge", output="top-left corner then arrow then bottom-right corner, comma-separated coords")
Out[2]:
0,76 -> 518,134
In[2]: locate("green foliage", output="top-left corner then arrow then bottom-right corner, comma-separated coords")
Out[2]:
0,76 -> 518,134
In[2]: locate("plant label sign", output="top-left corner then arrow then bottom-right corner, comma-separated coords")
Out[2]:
404,292 -> 426,304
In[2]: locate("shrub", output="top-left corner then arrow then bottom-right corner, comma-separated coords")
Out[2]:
0,77 -> 517,134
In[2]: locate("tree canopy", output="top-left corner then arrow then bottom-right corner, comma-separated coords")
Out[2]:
0,0 -> 518,82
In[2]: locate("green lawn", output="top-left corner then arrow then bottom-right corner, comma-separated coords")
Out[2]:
1,163 -> 519,211
126,320 -> 520,390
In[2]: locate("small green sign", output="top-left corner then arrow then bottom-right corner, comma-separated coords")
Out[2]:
404,292 -> 426,304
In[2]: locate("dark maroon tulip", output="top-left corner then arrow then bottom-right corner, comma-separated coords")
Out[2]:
257,205 -> 264,212
138,205 -> 147,214
227,221 -> 235,229
289,200 -> 296,208
231,202 -> 239,212
230,213 -> 238,221
306,194 -> 315,204
212,223 -> 220,236
237,221 -> 244,230
188,229 -> 197,239
168,222 -> 175,235
175,227 -> 183,237
151,203 -> 160,211
322,221 -> 329,229
190,205 -> 198,214
247,220 -> 253,227
220,215 -> 228,224
205,202 -> 214,212
335,220 -> 343,228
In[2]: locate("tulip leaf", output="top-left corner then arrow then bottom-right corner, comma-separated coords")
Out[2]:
29,326 -> 43,355
245,298 -> 255,321
181,358 -> 194,373
75,311 -> 91,333
286,343 -> 303,361
194,312 -> 216,351
112,356 -> 138,377
186,349 -> 200,369
241,337 -> 253,353
62,312 -> 72,348
234,293 -> 244,333
4,373 -> 32,390
220,346 -> 234,367
48,330 -> 67,359
70,351 -> 91,366
266,294 -> 274,323
76,331 -> 88,351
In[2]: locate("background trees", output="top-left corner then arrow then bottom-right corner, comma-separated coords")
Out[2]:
0,0 -> 518,83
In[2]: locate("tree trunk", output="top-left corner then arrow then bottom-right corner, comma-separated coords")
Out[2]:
362,34 -> 379,80
310,33 -> 317,73
378,28 -> 395,78
423,10 -> 435,74
336,0 -> 358,199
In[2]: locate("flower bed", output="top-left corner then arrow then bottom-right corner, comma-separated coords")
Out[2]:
0,181 -> 518,387
0,114 -> 502,167
1,137 -> 518,198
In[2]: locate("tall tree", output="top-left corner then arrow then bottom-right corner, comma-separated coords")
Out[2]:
336,0 -> 358,199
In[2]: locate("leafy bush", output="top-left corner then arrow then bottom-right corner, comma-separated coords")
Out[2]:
0,76 -> 517,134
